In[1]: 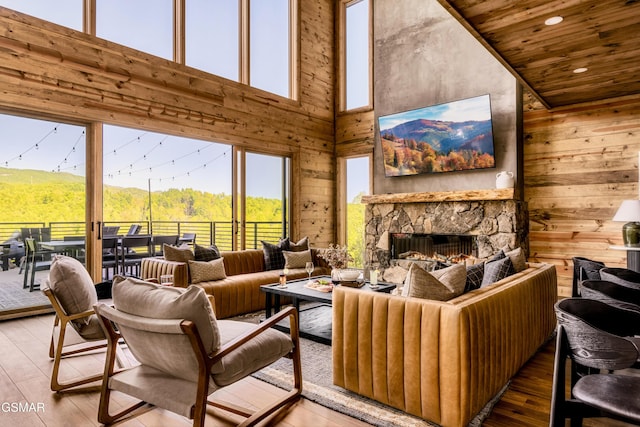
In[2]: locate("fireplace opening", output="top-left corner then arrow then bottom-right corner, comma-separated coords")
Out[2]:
390,233 -> 477,262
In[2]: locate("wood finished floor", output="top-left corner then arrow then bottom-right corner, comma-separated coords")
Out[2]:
0,313 -> 634,427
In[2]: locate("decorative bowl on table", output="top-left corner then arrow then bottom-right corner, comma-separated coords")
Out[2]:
336,268 -> 362,283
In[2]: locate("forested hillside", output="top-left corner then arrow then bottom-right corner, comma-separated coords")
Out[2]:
0,167 -> 366,265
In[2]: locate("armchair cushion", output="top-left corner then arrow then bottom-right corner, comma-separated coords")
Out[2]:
188,258 -> 226,283
49,255 -> 97,326
212,319 -> 293,386
112,276 -> 220,354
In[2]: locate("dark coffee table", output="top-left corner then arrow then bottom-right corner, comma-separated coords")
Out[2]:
260,275 -> 395,344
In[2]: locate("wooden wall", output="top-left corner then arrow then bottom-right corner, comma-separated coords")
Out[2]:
524,94 -> 640,297
0,3 -> 336,247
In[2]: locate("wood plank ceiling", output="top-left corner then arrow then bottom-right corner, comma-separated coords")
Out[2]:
437,0 -> 640,109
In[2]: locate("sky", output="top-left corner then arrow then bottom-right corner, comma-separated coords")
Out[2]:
378,94 -> 492,131
0,0 -> 369,201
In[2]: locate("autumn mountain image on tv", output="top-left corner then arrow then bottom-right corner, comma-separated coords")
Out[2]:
378,95 -> 496,177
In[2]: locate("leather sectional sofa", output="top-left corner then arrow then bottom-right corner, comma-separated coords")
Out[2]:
140,248 -> 330,318
332,262 -> 557,427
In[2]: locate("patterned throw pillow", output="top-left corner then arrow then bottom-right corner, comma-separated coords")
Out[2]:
465,262 -> 485,292
163,244 -> 194,262
505,247 -> 527,273
481,256 -> 515,287
289,236 -> 309,252
261,238 -> 290,271
404,263 -> 458,301
194,244 -> 221,261
283,249 -> 312,269
188,258 -> 226,284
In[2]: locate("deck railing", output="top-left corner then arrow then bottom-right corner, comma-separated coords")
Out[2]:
0,220 -> 286,250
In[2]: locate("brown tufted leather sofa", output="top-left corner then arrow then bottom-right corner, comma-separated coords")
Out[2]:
141,248 -> 330,319
332,262 -> 557,427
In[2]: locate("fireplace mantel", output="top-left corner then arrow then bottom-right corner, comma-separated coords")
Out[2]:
361,188 -> 514,204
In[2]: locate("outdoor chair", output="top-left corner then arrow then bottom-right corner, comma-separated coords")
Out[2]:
579,279 -> 640,313
101,237 -> 119,279
102,226 -> 120,237
151,234 -> 179,256
550,298 -> 640,426
180,232 -> 196,246
42,255 -> 122,392
94,276 -> 302,426
126,224 -> 142,235
23,237 -> 52,291
120,235 -> 152,276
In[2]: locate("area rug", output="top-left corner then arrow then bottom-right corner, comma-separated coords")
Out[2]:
238,308 -> 507,426
0,279 -> 52,316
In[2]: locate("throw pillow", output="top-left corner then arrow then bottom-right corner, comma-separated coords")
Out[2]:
48,255 -> 97,326
430,263 -> 467,297
481,256 -> 515,287
404,263 -> 457,301
194,243 -> 221,261
465,262 -> 485,292
262,238 -> 290,271
289,237 -> 309,252
283,249 -> 312,269
505,247 -> 527,273
112,276 -> 220,355
188,258 -> 226,283
488,250 -> 506,263
163,244 -> 194,262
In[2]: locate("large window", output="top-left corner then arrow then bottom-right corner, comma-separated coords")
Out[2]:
102,125 -> 233,249
186,0 -> 239,81
344,156 -> 370,267
249,0 -> 291,97
341,0 -> 371,110
0,0 -> 83,30
96,0 -> 173,60
244,152 -> 290,247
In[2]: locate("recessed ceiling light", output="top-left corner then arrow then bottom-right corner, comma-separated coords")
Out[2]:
573,67 -> 588,74
545,16 -> 564,26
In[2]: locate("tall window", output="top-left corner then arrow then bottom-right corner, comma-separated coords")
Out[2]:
345,156 -> 370,267
342,0 -> 371,110
244,152 -> 290,248
186,0 -> 239,81
0,113 -> 86,314
249,0 -> 291,97
96,0 -> 173,60
0,0 -> 82,30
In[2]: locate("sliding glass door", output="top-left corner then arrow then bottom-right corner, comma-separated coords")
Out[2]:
0,113 -> 86,317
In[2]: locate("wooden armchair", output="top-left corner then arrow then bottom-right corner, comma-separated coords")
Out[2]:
94,276 -> 302,426
43,255 -> 121,392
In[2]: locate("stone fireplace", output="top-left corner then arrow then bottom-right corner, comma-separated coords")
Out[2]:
363,189 -> 528,274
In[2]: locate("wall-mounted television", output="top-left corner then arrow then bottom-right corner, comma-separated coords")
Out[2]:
378,94 -> 495,177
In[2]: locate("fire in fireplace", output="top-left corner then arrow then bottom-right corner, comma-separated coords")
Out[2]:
390,233 -> 477,262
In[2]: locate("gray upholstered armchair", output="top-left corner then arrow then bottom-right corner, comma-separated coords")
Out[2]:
94,276 -> 302,426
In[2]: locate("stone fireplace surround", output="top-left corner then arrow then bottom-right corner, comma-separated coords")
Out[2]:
363,189 -> 528,275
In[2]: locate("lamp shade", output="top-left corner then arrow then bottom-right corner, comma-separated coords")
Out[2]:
612,200 -> 640,222
613,200 -> 640,247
